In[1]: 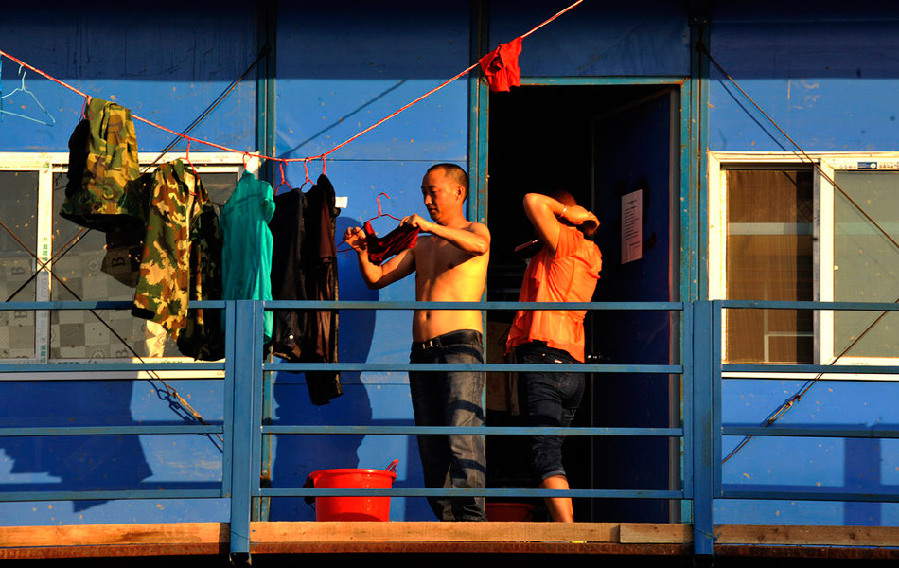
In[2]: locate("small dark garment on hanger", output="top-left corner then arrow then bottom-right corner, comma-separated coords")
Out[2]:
269,174 -> 342,405
270,185 -> 306,361
363,221 -> 419,265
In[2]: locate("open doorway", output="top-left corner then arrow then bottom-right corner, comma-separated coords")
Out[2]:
484,84 -> 681,523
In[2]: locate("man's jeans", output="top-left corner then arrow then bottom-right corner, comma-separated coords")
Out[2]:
515,341 -> 585,480
409,329 -> 486,521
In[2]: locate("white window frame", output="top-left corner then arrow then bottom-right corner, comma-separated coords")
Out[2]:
0,151 -> 251,379
709,151 -> 899,382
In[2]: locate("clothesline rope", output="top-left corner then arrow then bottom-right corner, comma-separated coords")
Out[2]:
0,0 -> 583,166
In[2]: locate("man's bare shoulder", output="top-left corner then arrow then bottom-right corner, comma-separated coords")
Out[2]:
465,221 -> 490,236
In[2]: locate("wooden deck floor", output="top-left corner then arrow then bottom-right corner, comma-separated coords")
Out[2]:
1,522 -> 898,560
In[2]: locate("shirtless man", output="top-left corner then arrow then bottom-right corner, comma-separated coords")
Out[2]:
343,163 -> 490,521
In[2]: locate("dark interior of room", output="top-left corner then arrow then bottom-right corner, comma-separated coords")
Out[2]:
485,84 -> 679,523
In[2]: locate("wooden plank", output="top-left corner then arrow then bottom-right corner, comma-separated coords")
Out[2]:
251,541 -> 691,556
619,523 -> 692,543
0,523 -> 227,548
0,543 -> 224,560
10,522 -> 897,553
716,524 -> 899,547
251,521 -> 620,543
716,544 -> 899,561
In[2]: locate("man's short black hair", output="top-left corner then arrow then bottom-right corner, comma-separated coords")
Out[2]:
427,163 -> 469,200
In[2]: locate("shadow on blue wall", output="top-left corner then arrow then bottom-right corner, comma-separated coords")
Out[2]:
268,215 -> 376,521
845,437 -> 883,525
0,382 -> 153,512
722,425 -> 897,525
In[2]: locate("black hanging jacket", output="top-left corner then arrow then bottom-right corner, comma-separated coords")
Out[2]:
269,174 -> 342,405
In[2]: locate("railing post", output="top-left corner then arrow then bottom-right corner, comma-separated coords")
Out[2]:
692,300 -> 716,558
681,301 -> 695,522
229,300 -> 264,562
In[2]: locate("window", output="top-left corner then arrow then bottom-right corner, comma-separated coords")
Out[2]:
724,167 -> 814,363
0,170 -> 38,359
0,152 -> 244,368
709,153 -> 899,371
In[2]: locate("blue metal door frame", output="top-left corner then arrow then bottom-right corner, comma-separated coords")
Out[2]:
466,72 -> 698,529
465,75 -> 695,299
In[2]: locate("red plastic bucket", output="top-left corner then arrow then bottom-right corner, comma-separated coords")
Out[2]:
308,462 -> 398,522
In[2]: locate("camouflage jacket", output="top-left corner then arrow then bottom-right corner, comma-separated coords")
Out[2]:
132,160 -> 224,359
60,97 -> 145,231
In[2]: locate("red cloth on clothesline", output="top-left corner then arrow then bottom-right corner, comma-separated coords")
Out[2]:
479,37 -> 522,93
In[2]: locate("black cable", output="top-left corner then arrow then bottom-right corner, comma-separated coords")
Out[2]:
699,42 -> 899,464
0,48 -> 270,450
141,44 -> 270,173
4,228 -> 89,302
6,46 -> 270,300
721,298 -> 898,464
699,41 -> 899,255
1,215 -> 223,450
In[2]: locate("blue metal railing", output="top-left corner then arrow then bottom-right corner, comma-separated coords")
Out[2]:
0,299 -> 896,558
707,300 -> 899,553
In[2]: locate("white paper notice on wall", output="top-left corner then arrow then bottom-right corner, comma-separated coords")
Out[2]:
621,189 -> 643,264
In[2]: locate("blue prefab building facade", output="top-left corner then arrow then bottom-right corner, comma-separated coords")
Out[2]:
0,0 -> 898,539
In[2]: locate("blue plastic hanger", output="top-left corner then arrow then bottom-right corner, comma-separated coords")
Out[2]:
0,59 -> 56,127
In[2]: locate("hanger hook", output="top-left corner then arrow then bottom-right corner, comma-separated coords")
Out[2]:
375,192 -> 392,216
278,161 -> 288,189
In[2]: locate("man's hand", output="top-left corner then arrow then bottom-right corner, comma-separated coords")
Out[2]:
562,205 -> 599,236
343,226 -> 368,254
401,214 -> 435,233
344,225 -> 416,289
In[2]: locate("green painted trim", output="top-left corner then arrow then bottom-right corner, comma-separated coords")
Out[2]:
468,0 -> 488,224
254,0 -> 277,524
475,79 -> 489,225
679,81 -> 694,303
681,8 -> 712,527
255,0 -> 277,184
693,20 -> 711,302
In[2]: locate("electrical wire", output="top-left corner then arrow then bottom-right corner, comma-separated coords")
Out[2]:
698,42 -> 899,464
0,46 -> 272,450
0,0 -> 585,167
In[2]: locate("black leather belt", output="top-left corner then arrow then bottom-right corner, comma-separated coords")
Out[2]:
412,329 -> 482,351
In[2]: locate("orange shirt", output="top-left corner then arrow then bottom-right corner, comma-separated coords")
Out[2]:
505,225 -> 602,362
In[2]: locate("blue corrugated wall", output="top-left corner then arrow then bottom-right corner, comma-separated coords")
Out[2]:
708,2 -> 899,526
0,0 -> 896,527
0,1 -> 256,525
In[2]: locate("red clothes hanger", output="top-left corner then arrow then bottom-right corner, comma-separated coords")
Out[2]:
365,192 -> 403,224
336,192 -> 406,255
184,140 -> 198,175
275,162 -> 291,193
183,140 -> 201,196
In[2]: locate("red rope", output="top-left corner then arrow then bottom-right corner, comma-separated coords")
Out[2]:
0,0 -> 584,166
0,48 -> 89,99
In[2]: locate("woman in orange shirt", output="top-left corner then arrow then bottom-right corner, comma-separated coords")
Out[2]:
506,190 -> 601,522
